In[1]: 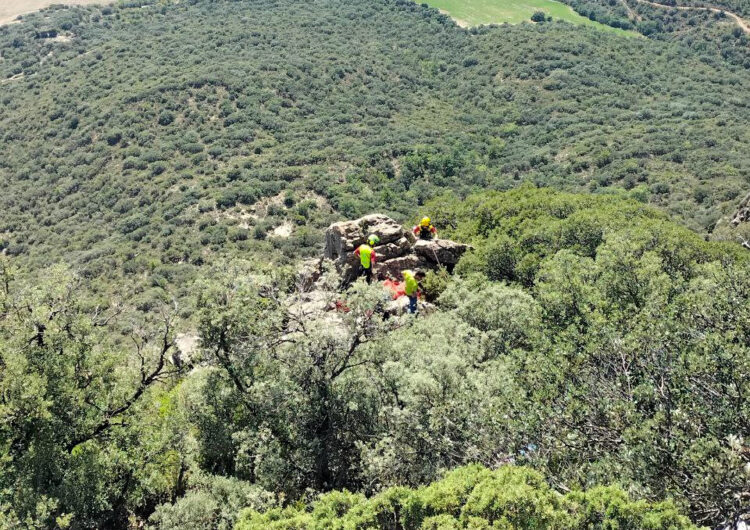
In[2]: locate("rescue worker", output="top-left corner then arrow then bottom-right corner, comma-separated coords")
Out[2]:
354,234 -> 380,284
413,217 -> 437,240
402,269 -> 425,314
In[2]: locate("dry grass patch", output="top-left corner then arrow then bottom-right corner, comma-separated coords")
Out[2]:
0,1 -> 106,26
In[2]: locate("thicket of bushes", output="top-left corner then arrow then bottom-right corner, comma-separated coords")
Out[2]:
236,465 -> 698,529
559,0 -> 749,65
2,188 -> 748,528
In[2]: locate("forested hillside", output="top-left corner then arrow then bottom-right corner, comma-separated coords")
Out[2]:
560,0 -> 750,64
0,0 -> 748,301
1,0 -> 750,529
681,0 -> 749,17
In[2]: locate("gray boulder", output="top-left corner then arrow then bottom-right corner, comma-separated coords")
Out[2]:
296,258 -> 323,291
324,214 -> 409,261
324,214 -> 415,283
321,214 -> 470,284
378,236 -> 413,261
376,255 -> 425,281
413,239 -> 471,268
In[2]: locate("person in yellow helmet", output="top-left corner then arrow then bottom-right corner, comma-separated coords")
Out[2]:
413,217 -> 437,240
354,234 -> 379,284
402,269 -> 425,314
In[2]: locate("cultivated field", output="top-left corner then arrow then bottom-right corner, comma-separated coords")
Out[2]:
0,0 -> 106,26
420,0 -> 635,33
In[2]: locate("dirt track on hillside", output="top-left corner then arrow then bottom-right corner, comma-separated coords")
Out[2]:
621,0 -> 642,21
635,0 -> 750,33
0,1 -> 105,26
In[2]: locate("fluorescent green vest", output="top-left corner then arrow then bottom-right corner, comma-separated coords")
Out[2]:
359,244 -> 373,269
403,271 -> 418,296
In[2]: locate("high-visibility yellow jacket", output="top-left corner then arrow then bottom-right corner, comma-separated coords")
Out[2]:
355,244 -> 375,269
403,271 -> 418,296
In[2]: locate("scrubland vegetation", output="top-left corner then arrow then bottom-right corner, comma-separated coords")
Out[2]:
0,0 -> 748,300
560,0 -> 749,65
2,188 -> 749,528
0,0 -> 749,528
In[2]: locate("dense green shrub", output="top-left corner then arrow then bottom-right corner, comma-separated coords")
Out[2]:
147,473 -> 273,530
236,465 -> 698,529
0,259 -> 190,528
428,186 -> 734,285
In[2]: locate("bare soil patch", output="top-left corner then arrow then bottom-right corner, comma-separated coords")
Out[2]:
0,1 -> 106,26
0,73 -> 25,85
272,221 -> 294,238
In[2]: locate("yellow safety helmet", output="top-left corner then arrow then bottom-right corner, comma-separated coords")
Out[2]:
420,217 -> 431,227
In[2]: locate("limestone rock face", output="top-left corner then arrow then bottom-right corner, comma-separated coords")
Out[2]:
296,258 -> 323,291
324,214 -> 408,260
376,255 -> 424,281
321,214 -> 470,283
413,239 -> 471,268
379,237 -> 413,261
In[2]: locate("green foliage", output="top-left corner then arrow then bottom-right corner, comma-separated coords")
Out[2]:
360,187 -> 750,526
147,472 -> 274,530
0,260 -> 189,527
559,0 -> 749,65
236,464 -> 698,529
432,186 -> 728,285
162,190 -> 748,529
192,265 -> 392,497
420,266 -> 452,301
0,0 -> 747,526
0,0 -> 747,303
2,186 -> 748,528
439,279 -> 542,357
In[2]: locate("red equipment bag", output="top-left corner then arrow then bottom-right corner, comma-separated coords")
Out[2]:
382,279 -> 406,300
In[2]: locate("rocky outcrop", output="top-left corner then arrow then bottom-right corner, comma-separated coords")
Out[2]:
325,214 -> 413,258
376,255 -> 422,281
413,239 -> 470,268
731,192 -> 750,227
289,215 -> 468,324
323,214 -> 470,284
296,258 -> 324,291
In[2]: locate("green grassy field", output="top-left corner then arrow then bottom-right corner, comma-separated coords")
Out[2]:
421,0 -> 635,33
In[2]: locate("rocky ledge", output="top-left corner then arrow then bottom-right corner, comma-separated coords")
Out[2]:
322,214 -> 471,284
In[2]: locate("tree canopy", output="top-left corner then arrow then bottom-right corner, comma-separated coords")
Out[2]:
0,0 -> 748,528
